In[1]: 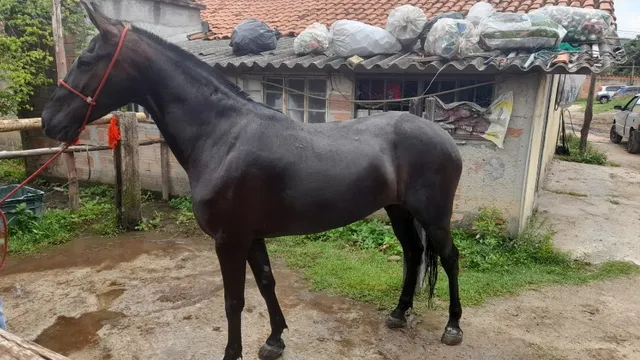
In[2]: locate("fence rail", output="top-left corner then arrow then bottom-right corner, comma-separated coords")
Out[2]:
0,112 -> 150,133
0,328 -> 69,359
0,111 -> 171,230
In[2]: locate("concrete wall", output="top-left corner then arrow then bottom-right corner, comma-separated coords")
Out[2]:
452,74 -> 540,233
95,0 -> 204,42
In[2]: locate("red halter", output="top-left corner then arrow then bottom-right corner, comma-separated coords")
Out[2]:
0,24 -> 130,270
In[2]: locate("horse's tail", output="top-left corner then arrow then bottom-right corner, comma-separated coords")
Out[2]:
413,218 -> 438,309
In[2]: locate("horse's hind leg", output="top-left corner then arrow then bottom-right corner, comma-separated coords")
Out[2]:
247,238 -> 288,360
422,220 -> 463,346
215,239 -> 250,360
384,205 -> 424,329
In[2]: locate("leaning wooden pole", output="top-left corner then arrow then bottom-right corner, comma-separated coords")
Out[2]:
580,74 -> 597,155
51,0 -> 79,210
0,328 -> 70,360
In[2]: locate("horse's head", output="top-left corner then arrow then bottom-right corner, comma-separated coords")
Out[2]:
42,1 -> 136,142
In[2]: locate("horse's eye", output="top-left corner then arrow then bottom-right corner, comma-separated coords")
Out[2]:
77,59 -> 92,69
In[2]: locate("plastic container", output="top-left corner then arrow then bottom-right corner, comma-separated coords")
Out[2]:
0,185 -> 45,225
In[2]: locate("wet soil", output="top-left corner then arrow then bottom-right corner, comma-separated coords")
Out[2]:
1,234 -> 639,360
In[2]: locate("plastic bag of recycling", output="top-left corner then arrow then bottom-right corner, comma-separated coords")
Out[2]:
424,11 -> 464,32
558,74 -> 586,109
530,5 -> 612,42
424,19 -> 482,59
294,23 -> 330,55
230,19 -> 281,56
466,1 -> 495,25
386,5 -> 428,48
478,12 -> 567,51
330,20 -> 402,57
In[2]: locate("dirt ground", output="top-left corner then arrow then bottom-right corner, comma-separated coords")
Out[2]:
1,232 -> 640,360
538,106 -> 640,264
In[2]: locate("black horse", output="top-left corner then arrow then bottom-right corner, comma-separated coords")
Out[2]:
41,3 -> 464,359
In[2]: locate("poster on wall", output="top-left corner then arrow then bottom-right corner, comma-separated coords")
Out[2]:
427,91 -> 514,148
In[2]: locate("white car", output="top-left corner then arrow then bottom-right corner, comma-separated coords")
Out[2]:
611,94 -> 640,154
597,85 -> 625,104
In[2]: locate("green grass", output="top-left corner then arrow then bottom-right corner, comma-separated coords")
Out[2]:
0,158 -> 26,184
266,207 -> 640,309
557,133 -> 612,166
7,185 -> 121,254
574,96 -> 634,114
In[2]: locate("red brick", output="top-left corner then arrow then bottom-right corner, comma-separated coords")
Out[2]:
507,128 -> 524,137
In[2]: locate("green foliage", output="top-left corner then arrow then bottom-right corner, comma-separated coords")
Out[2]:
136,211 -> 163,231
557,133 -> 610,166
0,158 -> 26,184
267,207 -> 640,308
574,96 -> 635,115
8,185 -> 121,254
304,219 -> 402,256
614,38 -> 640,76
168,195 -> 196,226
0,0 -> 90,116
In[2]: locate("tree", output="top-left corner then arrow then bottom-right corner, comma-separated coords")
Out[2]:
0,0 -> 89,116
614,36 -> 640,77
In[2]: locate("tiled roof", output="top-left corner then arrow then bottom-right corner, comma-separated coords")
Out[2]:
194,0 -> 616,39
177,35 -> 626,74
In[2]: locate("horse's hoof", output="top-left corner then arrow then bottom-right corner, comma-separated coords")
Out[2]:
441,327 -> 463,346
258,341 -> 285,360
385,316 -> 407,329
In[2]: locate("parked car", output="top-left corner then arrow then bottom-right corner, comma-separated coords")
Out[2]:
596,85 -> 625,103
611,94 -> 640,154
612,86 -> 640,99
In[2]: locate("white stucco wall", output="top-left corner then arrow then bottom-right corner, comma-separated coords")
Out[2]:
95,0 -> 204,42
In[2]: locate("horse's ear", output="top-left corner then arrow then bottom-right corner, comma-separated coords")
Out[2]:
80,0 -> 119,41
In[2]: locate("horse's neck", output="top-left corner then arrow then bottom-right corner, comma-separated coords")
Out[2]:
132,49 -> 250,171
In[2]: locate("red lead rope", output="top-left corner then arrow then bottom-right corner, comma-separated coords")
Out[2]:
0,24 -> 130,270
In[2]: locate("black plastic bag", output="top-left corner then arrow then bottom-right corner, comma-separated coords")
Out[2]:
230,19 -> 281,56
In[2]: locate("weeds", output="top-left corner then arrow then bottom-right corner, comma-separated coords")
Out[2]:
168,195 -> 196,227
0,158 -> 26,185
557,133 -> 610,166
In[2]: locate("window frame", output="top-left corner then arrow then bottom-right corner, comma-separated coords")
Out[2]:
263,76 -> 328,123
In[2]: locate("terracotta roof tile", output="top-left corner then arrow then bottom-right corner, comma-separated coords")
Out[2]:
195,0 -> 617,39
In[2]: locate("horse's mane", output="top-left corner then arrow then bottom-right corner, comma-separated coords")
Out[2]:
132,25 -> 279,113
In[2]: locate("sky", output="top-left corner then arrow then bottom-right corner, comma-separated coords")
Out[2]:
615,0 -> 640,39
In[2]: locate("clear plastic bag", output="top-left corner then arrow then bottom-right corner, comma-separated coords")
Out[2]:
466,1 -> 495,25
230,19 -> 281,56
424,19 -> 481,59
558,74 -> 587,109
330,20 -> 402,57
294,23 -> 330,55
530,5 -> 613,42
478,12 -> 567,51
385,5 -> 428,48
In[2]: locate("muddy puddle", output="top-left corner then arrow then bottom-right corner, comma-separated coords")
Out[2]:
0,231 -> 212,276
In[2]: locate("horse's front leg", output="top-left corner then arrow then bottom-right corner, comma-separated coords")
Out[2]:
247,238 -> 288,360
215,238 -> 251,360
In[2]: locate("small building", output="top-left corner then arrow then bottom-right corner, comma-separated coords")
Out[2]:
21,0 -> 625,234
171,0 -> 624,232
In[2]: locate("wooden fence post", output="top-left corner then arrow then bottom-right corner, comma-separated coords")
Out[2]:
114,112 -> 141,230
424,97 -> 436,121
51,0 -> 79,210
409,97 -> 424,117
160,140 -> 171,201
